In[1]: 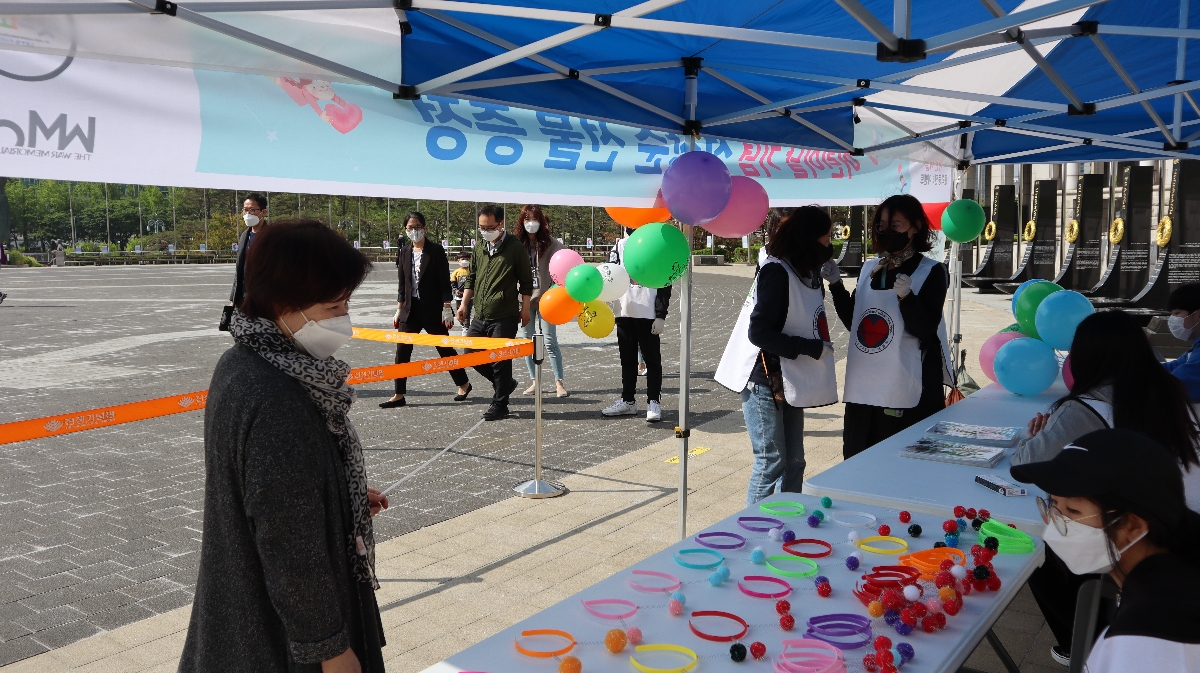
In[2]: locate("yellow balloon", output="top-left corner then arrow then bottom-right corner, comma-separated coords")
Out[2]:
577,300 -> 615,339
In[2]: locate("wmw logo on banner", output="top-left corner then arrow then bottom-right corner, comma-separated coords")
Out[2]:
0,111 -> 95,161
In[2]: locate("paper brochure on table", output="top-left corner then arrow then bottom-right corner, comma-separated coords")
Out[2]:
899,439 -> 1006,468
923,422 -> 1022,448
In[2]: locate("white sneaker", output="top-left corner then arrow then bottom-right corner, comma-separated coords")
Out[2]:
646,400 -> 662,423
602,399 -> 637,416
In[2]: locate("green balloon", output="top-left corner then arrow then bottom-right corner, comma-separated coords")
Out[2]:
564,264 -> 603,303
623,222 -> 690,288
941,199 -> 986,243
1015,281 -> 1063,338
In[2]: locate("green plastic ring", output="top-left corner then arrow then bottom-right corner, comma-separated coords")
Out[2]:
764,555 -> 819,578
759,501 -> 806,516
979,520 -> 1035,553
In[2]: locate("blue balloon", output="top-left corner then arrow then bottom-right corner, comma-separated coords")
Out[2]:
1010,279 -> 1047,317
994,337 -> 1059,396
1034,290 -> 1095,351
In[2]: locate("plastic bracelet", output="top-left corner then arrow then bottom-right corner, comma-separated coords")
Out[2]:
829,511 -> 878,528
514,629 -> 575,658
804,614 -> 872,650
765,554 -> 820,578
673,548 -> 725,570
782,538 -> 834,558
630,644 -> 699,673
695,531 -> 747,550
775,638 -> 846,673
760,501 -> 806,516
688,610 -> 750,642
738,575 -> 793,599
862,566 -> 921,587
856,535 -> 909,554
628,570 -> 682,593
738,516 -> 785,532
899,548 -> 966,579
581,598 -> 638,620
980,519 -> 1036,553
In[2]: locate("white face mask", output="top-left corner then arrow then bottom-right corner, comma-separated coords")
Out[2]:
1169,314 -> 1198,341
408,229 -> 425,243
285,310 -> 353,360
1042,518 -> 1146,576
523,221 -> 540,234
480,227 -> 501,242
243,213 -> 261,228
459,260 -> 470,268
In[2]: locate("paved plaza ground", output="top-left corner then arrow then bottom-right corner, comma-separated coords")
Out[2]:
0,261 -> 1056,672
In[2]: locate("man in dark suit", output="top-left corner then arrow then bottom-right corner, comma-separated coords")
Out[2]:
220,192 -> 268,331
380,212 -> 471,408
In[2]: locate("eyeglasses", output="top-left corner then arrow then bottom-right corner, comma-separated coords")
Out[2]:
242,207 -> 263,214
1036,496 -> 1114,536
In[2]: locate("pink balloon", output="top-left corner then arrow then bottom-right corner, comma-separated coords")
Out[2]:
980,331 -> 1028,383
549,248 -> 585,285
701,176 -> 770,238
1062,353 -> 1074,390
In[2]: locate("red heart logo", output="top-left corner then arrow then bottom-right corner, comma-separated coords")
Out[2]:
858,314 -> 890,349
324,101 -> 362,134
816,311 -> 830,342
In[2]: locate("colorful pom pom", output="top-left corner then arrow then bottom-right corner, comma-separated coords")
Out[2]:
894,622 -> 914,636
987,575 -> 1002,591
944,534 -> 960,548
750,547 -> 766,564
971,518 -> 984,531
671,591 -> 686,605
781,529 -> 796,543
973,565 -> 991,581
814,575 -> 829,585
717,565 -> 730,580
943,598 -> 962,616
846,555 -> 861,571
899,608 -> 917,626
897,642 -> 915,662
925,597 -> 943,614
780,614 -> 796,631
874,636 -> 892,651
880,588 -> 905,611
953,505 -> 966,518
979,509 -> 991,520
821,496 -> 833,508
934,571 -> 954,588
877,524 -> 891,536
965,507 -> 977,520
910,601 -> 927,618
876,649 -> 895,666
848,531 -> 861,544
605,628 -> 627,653
558,656 -> 582,673
881,665 -> 899,673
668,598 -> 683,616
868,600 -> 885,618
768,528 -> 781,541
814,510 -> 825,521
708,571 -> 723,586
942,520 -> 958,534
807,514 -> 821,528
920,615 -> 938,633
776,599 -> 791,615
984,536 -> 1000,551
883,609 -> 900,626
626,626 -> 643,645
749,642 -> 766,660
898,510 -> 911,523
817,582 -> 832,597
902,585 -> 921,602
933,541 -> 947,548
956,518 -> 967,532
863,652 -> 879,672
950,565 -> 967,580
907,524 -> 922,538
730,642 -> 747,662
938,586 -> 958,602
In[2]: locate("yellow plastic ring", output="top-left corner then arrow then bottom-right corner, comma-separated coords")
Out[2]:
856,535 -> 910,555
629,644 -> 699,673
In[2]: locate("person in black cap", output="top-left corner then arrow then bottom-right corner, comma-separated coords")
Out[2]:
1166,282 -> 1200,403
1011,428 -> 1200,673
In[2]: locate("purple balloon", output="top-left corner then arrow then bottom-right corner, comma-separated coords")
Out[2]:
661,151 -> 733,225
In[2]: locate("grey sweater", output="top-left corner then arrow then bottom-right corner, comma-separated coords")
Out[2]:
179,344 -> 385,672
1009,385 -> 1113,466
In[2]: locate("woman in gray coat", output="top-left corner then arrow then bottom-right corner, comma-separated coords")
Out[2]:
180,220 -> 388,673
516,204 -> 569,397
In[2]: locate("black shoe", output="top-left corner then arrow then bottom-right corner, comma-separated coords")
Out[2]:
482,402 -> 509,421
499,377 -> 518,400
453,383 -> 472,401
378,397 -> 407,409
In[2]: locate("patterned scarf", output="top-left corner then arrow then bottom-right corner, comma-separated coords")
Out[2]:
228,309 -> 378,589
870,246 -> 916,277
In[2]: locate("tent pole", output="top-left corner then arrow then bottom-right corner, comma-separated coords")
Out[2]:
677,60 -> 699,541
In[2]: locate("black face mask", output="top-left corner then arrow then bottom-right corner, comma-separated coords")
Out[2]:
818,243 -> 833,262
878,229 -> 912,253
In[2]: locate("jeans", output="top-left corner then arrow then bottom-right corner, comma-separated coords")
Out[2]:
523,310 -> 565,382
740,383 -> 806,506
466,316 -> 519,404
393,296 -> 469,395
616,317 -> 661,402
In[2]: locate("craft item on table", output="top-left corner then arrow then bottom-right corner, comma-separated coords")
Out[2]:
856,536 -> 909,554
847,531 -> 861,544
907,524 -> 922,538
845,551 -> 862,570
582,598 -> 638,620
515,630 -> 576,662
750,642 -> 767,661
943,533 -> 960,548
830,511 -> 877,528
738,575 -> 792,599
628,644 -> 698,673
814,510 -> 825,521
955,518 -> 967,532
897,511 -> 911,523
979,520 -> 1035,553
751,547 -> 767,564
769,528 -> 782,540
984,536 -> 1000,551
765,555 -> 819,578
820,497 -> 833,508
852,566 -> 919,606
971,518 -> 984,531
673,548 -> 725,569
898,548 -> 965,579
708,565 -> 732,586
877,524 -> 891,536
688,610 -> 749,641
979,508 -> 991,519
760,501 -> 806,516
782,539 -> 833,558
782,529 -> 797,543
807,514 -> 822,528
863,635 -> 915,671
776,638 -> 846,673
738,516 -> 785,532
730,643 -> 748,662
606,628 -> 628,653
924,421 -> 1021,447
805,614 -> 872,649
695,531 -> 746,550
776,599 -> 797,631
898,438 -> 1005,468
777,599 -> 792,614
628,570 -> 681,593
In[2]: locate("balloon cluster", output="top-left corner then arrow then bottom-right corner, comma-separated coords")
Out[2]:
540,248 -> 629,338
978,280 -> 1094,396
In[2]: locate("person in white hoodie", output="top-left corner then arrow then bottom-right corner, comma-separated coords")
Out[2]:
602,228 -> 672,423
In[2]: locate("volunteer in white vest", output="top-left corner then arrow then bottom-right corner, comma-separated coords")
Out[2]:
831,194 -> 951,459
716,207 -> 840,504
602,228 -> 672,423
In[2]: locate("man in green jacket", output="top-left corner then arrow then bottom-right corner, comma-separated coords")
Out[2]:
456,205 -> 533,420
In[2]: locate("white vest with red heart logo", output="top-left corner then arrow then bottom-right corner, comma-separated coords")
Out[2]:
715,257 -> 838,408
844,255 -> 951,409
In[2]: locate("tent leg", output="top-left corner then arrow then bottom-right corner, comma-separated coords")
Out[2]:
677,225 -> 693,540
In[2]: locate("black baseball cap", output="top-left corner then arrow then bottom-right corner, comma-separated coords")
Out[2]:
1010,428 -> 1187,529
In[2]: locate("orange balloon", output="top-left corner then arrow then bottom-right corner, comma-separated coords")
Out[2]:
605,206 -> 672,229
539,286 -> 581,325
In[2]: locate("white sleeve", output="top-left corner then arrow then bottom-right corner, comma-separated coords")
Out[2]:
1084,632 -> 1200,673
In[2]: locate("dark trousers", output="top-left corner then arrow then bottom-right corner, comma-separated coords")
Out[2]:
394,296 -> 469,395
616,317 -> 662,403
466,316 -> 519,404
1027,547 -> 1106,655
842,384 -> 944,460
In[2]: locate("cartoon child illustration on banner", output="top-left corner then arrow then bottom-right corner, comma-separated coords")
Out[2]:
274,77 -> 363,134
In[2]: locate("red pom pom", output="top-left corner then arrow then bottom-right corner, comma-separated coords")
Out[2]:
953,505 -> 966,518
987,575 -> 1002,591
981,549 -> 996,564
934,571 -> 955,588
1008,523 -> 1017,528
973,579 -> 988,592
873,636 -> 892,651
943,598 -> 962,616
877,524 -> 892,536
939,559 -> 954,571
900,608 -> 917,626
965,508 -> 978,520
876,649 -> 895,666
817,582 -> 832,597
936,612 -> 948,628
970,544 -> 983,556
911,601 -> 928,618
979,509 -> 991,520
898,511 -> 911,523
776,600 -> 791,615
921,615 -> 938,633
881,588 -> 905,611
750,642 -> 766,660
881,665 -> 899,673
942,520 -> 959,534
958,579 -> 973,596
780,614 -> 796,631
863,652 -> 879,672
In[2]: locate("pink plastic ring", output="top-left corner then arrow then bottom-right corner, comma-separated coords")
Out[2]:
737,575 -> 793,599
627,569 -> 682,593
774,638 -> 845,673
581,598 -> 638,620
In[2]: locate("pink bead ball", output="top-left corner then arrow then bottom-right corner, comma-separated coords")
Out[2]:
668,599 -> 684,616
626,627 -> 643,645
925,597 -> 943,614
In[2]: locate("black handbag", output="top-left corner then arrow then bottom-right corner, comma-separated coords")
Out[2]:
218,305 -> 234,332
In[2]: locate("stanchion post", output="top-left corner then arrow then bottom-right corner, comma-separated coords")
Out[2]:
514,329 -> 565,498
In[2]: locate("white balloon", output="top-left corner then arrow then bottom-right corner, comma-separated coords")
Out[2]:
595,263 -> 631,302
